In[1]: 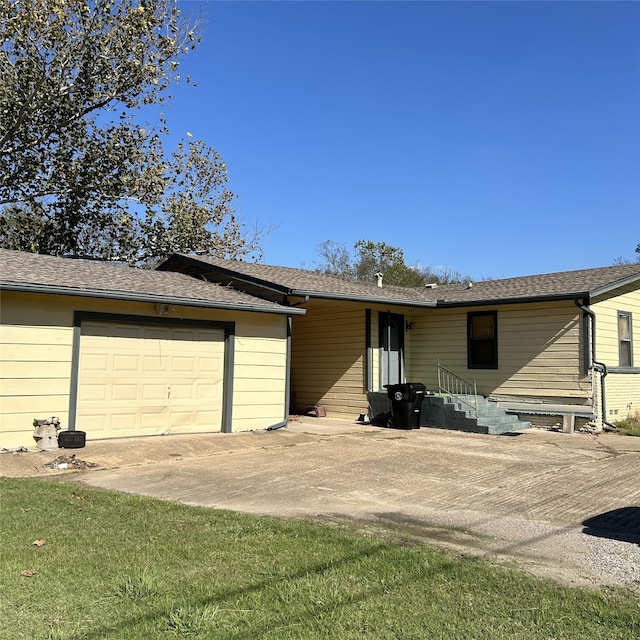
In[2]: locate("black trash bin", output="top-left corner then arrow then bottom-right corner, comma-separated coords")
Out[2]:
384,382 -> 426,429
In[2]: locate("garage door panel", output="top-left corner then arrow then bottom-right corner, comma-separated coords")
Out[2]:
112,384 -> 139,401
169,410 -> 219,432
141,384 -> 167,401
78,384 -> 109,402
82,354 -> 109,372
113,413 -> 146,432
168,411 -> 192,427
171,356 -> 196,372
196,382 -> 221,400
80,413 -> 108,432
76,321 -> 224,440
143,355 -> 167,371
112,354 -> 140,372
197,357 -> 221,374
169,383 -> 195,400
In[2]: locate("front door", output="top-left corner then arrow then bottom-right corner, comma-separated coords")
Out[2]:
379,312 -> 404,388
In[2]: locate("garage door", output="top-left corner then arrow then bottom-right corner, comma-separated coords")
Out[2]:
76,321 -> 225,439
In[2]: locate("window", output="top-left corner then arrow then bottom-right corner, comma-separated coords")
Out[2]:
618,312 -> 633,367
468,311 -> 498,369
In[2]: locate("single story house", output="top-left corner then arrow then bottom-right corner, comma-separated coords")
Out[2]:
0,249 -> 304,449
159,254 -> 640,432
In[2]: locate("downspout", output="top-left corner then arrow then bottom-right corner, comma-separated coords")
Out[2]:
574,298 -> 617,431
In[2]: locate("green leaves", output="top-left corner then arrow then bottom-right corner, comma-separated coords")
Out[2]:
314,239 -> 472,287
0,1 -> 259,265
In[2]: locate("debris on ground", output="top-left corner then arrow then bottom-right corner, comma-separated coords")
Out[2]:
42,454 -> 98,471
1,446 -> 34,455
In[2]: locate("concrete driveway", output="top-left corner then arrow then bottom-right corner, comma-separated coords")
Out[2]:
3,417 -> 639,589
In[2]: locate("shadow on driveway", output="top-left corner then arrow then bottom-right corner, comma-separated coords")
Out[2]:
583,506 -> 640,545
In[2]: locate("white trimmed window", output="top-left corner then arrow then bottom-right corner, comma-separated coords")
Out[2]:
618,311 -> 633,367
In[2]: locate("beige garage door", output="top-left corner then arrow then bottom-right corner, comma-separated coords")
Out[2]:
76,321 -> 225,439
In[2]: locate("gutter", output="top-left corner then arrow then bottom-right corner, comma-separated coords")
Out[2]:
288,289 -> 438,307
435,292 -> 590,309
574,298 -> 617,431
0,282 -> 306,316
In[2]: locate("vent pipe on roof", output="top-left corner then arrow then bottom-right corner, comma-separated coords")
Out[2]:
375,272 -> 383,288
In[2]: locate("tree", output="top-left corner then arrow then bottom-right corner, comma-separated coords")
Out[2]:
612,243 -> 640,265
314,239 -> 355,279
352,240 -> 425,287
0,0 -> 261,264
314,239 -> 470,287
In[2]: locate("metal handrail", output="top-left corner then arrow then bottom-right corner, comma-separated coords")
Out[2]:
437,360 -> 478,418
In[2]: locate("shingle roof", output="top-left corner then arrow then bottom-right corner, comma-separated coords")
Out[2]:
160,254 -> 437,306
161,254 -> 640,307
430,263 -> 640,306
0,249 -> 300,315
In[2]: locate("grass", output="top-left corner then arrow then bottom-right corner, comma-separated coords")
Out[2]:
615,410 -> 640,437
1,478 -> 638,640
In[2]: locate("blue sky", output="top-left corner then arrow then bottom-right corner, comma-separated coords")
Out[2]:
168,0 -> 640,279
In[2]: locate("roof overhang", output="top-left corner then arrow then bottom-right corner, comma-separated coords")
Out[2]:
286,289 -> 439,307
159,255 -> 438,308
0,282 -> 305,316
590,272 -> 640,298
432,293 -> 590,308
158,254 -> 291,296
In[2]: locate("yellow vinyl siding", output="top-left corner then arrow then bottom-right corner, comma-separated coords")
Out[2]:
291,299 -> 367,419
605,373 -> 640,422
233,332 -> 287,430
408,300 -> 589,401
291,299 -> 415,418
0,290 -> 289,447
591,283 -> 640,420
592,283 -> 640,366
407,309 -> 465,390
0,300 -> 74,446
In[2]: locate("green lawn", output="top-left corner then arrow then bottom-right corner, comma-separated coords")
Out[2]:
1,478 -> 638,639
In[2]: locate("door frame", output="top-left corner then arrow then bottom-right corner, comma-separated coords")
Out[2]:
378,311 -> 405,390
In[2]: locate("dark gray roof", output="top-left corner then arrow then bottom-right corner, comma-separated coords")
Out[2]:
430,263 -> 640,306
159,254 -> 436,306
0,249 -> 301,315
160,254 -> 640,308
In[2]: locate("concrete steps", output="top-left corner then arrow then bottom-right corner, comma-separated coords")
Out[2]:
421,394 -> 531,435
367,391 -> 530,435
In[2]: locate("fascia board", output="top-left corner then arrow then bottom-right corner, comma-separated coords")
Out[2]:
590,273 -> 640,298
289,289 -> 439,307
432,293 -> 585,308
0,282 -> 306,316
